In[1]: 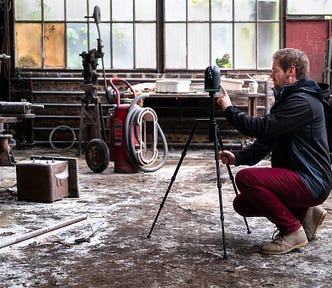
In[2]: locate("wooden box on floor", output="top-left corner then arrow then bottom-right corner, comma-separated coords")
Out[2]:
16,159 -> 69,203
30,155 -> 79,198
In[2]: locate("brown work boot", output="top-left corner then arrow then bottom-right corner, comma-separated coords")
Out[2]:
260,227 -> 308,255
302,206 -> 327,241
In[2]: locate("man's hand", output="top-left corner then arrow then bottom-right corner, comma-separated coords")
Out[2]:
216,85 -> 232,111
219,150 -> 237,165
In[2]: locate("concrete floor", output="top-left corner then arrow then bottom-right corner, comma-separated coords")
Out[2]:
0,147 -> 331,288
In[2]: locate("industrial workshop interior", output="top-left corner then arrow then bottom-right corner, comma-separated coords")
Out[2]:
1,0 -> 332,287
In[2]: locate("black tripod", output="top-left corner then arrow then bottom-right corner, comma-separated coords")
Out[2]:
147,66 -> 251,259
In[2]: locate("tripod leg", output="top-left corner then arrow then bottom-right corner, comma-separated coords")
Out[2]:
216,129 -> 251,235
212,122 -> 228,259
147,120 -> 200,238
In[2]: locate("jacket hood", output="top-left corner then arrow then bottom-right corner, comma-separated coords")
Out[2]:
273,78 -> 331,111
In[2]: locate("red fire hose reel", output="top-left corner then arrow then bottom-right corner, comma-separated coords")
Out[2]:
85,78 -> 168,173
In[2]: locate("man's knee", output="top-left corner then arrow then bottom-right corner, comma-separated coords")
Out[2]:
233,196 -> 245,216
233,194 -> 261,217
235,168 -> 256,189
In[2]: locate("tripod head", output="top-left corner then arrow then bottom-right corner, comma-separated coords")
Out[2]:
204,66 -> 220,92
205,66 -> 220,141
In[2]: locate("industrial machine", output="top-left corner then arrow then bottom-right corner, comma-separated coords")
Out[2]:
0,101 -> 43,166
79,6 -> 168,173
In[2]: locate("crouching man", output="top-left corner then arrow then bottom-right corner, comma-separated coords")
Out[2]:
217,48 -> 332,255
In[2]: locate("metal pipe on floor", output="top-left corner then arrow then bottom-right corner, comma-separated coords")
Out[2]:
0,214 -> 88,249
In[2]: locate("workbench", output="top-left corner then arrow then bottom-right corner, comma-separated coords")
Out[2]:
148,91 -> 264,117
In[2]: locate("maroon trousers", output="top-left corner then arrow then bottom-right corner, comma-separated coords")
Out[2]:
233,167 -> 320,234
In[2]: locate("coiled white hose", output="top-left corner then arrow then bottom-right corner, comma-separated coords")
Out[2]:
124,94 -> 168,172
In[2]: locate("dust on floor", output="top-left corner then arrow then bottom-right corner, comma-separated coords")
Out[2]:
0,147 -> 331,288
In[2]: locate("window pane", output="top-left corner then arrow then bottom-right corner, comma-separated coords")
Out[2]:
66,0 -> 87,21
67,23 -> 88,68
15,0 -> 41,20
112,23 -> 133,68
89,0 -> 111,21
258,0 -> 279,20
112,0 -> 133,21
45,23 -> 65,67
16,23 -> 42,67
165,24 -> 186,69
135,24 -> 156,68
188,23 -> 209,69
258,23 -> 279,69
212,0 -> 233,21
135,0 -> 156,21
234,0 -> 256,21
44,0 -> 64,21
212,24 -> 233,69
234,23 -> 256,69
188,0 -> 209,21
287,0 -> 332,15
89,23 -> 111,68
165,0 -> 186,21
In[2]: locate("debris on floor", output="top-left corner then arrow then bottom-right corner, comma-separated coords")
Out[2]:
0,147 -> 331,288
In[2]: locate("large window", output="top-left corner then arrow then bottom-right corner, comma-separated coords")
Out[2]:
14,0 -> 280,70
165,0 -> 279,70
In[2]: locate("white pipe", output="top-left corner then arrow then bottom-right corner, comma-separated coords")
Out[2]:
0,214 -> 88,249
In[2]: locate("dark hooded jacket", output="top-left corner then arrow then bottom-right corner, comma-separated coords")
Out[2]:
223,78 -> 332,203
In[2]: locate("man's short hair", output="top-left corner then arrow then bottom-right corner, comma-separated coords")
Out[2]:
272,48 -> 310,80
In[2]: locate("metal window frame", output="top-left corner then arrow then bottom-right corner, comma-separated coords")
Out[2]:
12,0 -> 283,72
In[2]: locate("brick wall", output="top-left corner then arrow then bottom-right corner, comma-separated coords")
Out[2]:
9,70 -> 273,149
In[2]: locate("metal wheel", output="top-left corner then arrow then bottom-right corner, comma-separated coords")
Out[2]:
85,138 -> 109,173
